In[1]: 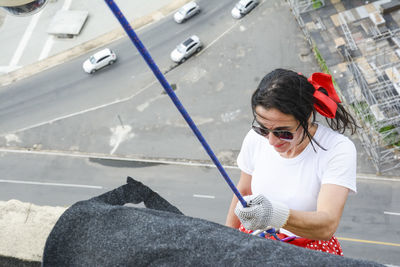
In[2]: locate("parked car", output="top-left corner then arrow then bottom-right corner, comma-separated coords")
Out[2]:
82,48 -> 117,74
231,0 -> 259,19
170,35 -> 202,63
173,1 -> 200,23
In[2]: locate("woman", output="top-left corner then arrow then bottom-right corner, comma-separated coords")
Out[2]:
225,68 -> 358,255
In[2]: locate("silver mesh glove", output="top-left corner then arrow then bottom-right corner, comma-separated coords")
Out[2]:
234,194 -> 290,231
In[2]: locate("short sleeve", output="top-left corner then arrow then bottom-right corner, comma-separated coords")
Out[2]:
321,138 -> 357,193
237,130 -> 257,175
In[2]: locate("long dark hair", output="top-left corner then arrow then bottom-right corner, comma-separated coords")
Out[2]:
251,69 -> 358,149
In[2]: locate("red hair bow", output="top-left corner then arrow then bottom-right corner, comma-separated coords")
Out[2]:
308,73 -> 341,118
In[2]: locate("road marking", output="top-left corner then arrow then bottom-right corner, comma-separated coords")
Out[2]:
0,179 -> 102,189
7,80 -> 156,135
39,0 -> 72,61
337,237 -> 400,247
39,36 -> 55,61
136,93 -> 164,112
384,211 -> 400,216
0,65 -> 20,74
0,147 -> 239,169
193,194 -> 215,199
61,0 -> 73,11
2,148 -> 400,180
196,0 -> 267,58
196,21 -> 239,57
9,11 -> 42,68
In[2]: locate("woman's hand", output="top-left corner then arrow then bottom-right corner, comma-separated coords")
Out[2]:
225,171 -> 252,228
234,194 -> 289,231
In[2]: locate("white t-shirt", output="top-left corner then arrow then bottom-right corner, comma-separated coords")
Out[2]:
237,124 -> 357,235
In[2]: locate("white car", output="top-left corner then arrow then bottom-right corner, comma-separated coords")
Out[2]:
170,35 -> 202,63
231,0 -> 259,19
82,48 -> 117,74
173,1 -> 200,23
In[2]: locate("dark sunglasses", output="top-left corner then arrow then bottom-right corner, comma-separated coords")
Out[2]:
252,118 -> 300,141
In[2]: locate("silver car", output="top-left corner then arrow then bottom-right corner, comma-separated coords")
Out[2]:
170,35 -> 202,63
82,48 -> 117,74
174,1 -> 200,23
231,0 -> 259,19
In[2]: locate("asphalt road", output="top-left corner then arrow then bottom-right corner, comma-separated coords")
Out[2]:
0,0 -> 320,164
0,151 -> 399,265
0,0 -> 399,265
0,0 -> 246,135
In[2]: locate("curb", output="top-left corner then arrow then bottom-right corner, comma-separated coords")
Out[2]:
1,147 -> 399,180
357,173 -> 400,181
0,0 -> 191,87
0,200 -> 67,263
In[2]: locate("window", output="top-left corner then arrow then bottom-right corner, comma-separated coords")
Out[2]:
98,55 -> 109,63
187,43 -> 196,51
183,38 -> 194,46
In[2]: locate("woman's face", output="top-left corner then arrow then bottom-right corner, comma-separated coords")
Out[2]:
253,106 -> 305,154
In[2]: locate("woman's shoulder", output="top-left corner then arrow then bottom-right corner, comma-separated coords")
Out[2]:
316,124 -> 354,143
315,124 -> 356,153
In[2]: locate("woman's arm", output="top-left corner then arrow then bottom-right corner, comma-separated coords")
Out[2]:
284,184 -> 349,240
225,171 -> 252,229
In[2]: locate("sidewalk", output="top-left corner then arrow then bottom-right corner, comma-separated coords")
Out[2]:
0,0 -> 191,87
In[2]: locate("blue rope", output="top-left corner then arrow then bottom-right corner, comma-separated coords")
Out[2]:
104,0 -> 247,208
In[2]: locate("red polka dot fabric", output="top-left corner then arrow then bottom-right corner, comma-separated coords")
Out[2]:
239,224 -> 343,256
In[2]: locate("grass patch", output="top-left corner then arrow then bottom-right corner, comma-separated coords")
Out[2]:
379,125 -> 395,133
349,101 -> 375,126
312,42 -> 341,92
379,125 -> 400,146
313,43 -> 330,74
312,0 -> 323,9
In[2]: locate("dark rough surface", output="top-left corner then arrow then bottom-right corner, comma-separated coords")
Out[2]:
0,256 -> 40,267
42,177 -> 384,267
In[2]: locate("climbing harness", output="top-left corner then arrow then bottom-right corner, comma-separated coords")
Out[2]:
252,228 -> 297,243
104,0 -> 247,207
